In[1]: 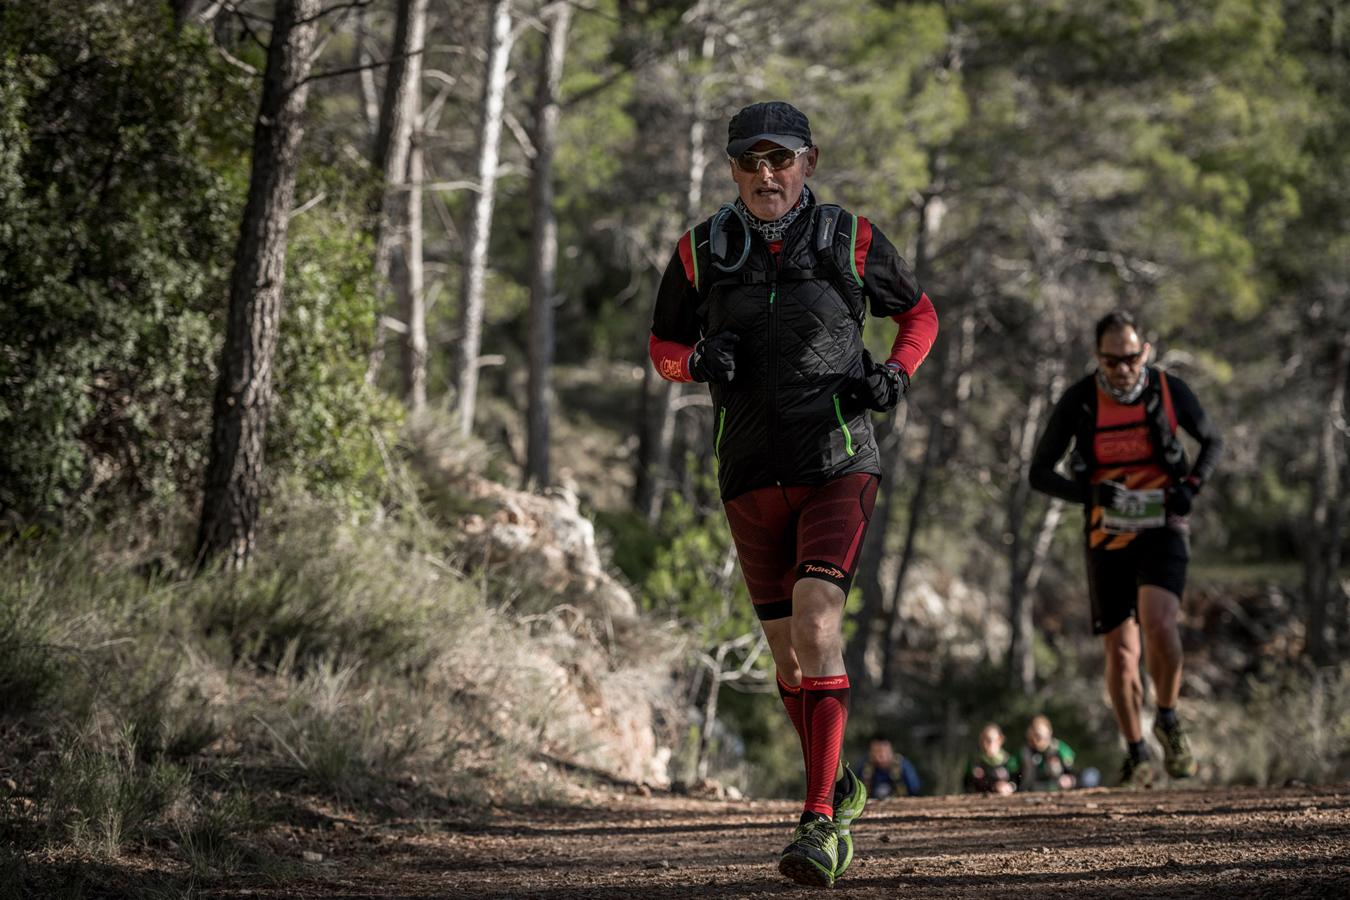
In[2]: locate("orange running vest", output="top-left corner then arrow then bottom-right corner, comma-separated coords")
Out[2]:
1088,374 -> 1179,550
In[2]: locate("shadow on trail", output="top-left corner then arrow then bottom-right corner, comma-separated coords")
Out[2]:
839,853 -> 1350,899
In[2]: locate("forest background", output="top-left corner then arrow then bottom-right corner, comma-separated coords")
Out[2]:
1,0 -> 1348,883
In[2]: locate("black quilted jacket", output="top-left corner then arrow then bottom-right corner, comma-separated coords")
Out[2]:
651,198 -> 922,501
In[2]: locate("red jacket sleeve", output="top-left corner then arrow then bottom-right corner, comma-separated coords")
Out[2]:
887,293 -> 938,376
649,334 -> 694,382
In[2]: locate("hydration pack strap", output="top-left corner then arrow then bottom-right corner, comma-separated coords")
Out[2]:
708,204 -> 752,274
813,204 -> 865,327
1144,371 -> 1189,479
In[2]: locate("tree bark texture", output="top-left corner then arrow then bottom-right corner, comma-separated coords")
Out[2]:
170,0 -> 202,31
1006,383 -> 1048,693
1305,333 -> 1350,665
525,2 -> 572,488
402,121 -> 428,411
366,0 -> 429,387
456,0 -> 515,437
196,0 -> 320,569
356,2 -> 380,135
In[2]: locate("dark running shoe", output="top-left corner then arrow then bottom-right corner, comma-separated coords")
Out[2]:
1153,719 -> 1198,778
1119,753 -> 1155,789
778,817 -> 839,888
832,763 -> 867,878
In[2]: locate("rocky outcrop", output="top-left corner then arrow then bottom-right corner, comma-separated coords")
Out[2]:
460,477 -> 638,628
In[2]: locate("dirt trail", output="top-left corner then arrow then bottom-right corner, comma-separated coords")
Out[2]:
187,783 -> 1350,899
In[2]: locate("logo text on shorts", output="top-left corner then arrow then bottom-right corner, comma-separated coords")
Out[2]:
803,563 -> 846,581
809,675 -> 849,690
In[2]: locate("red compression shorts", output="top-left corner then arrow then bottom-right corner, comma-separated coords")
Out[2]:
723,473 -> 880,621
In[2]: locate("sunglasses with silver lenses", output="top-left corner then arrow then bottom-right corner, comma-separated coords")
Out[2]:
730,145 -> 811,173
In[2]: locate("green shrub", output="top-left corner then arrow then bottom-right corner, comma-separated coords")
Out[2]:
1196,663 -> 1350,786
192,498 -> 454,672
252,662 -> 431,798
176,791 -> 254,876
45,727 -> 189,857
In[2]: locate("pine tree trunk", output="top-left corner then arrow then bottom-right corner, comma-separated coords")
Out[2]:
880,311 -> 973,690
695,647 -> 727,782
196,0 -> 320,569
367,0 -> 429,386
1006,386 -> 1047,693
645,382 -> 683,525
846,192 -> 941,690
1006,327 -> 1066,693
456,0 -> 515,437
525,2 -> 571,489
879,415 -> 939,691
356,2 -> 380,135
1305,333 -> 1350,665
637,28 -> 713,519
843,417 -> 902,687
402,123 -> 427,412
170,0 -> 201,30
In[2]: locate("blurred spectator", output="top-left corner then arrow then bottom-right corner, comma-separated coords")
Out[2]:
964,723 -> 1019,795
857,733 -> 921,799
1020,715 -> 1078,791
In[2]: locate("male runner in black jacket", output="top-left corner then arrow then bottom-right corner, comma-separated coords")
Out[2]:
650,101 -> 937,886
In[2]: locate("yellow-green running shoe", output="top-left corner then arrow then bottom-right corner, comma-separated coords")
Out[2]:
778,818 -> 838,888
832,763 -> 867,878
1153,719 -> 1198,778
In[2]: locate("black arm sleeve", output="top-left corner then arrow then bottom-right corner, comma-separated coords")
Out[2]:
651,248 -> 701,344
1029,380 -> 1091,504
862,222 -> 923,318
1166,374 -> 1224,486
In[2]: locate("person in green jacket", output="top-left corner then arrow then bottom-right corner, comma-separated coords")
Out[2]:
964,723 -> 1019,795
1020,715 -> 1078,792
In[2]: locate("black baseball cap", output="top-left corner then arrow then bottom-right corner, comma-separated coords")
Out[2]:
726,101 -> 812,156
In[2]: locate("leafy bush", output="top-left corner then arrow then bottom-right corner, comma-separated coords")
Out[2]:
0,2 -> 398,524
0,5 -> 246,519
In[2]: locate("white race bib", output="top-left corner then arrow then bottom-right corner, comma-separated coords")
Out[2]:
1101,486 -> 1165,534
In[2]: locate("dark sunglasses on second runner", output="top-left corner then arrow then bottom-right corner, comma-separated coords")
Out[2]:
730,145 -> 812,173
1098,350 -> 1144,368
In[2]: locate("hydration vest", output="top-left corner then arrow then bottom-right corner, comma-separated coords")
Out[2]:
684,200 -> 881,501
689,202 -> 865,322
1079,368 -> 1187,550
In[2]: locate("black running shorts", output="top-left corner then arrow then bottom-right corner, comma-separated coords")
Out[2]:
1085,524 -> 1190,635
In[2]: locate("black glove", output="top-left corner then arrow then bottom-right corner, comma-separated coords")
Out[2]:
689,332 -> 739,383
857,351 -> 908,412
1090,481 -> 1126,510
1167,480 -> 1198,516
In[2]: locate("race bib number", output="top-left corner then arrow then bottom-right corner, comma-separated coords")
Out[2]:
1101,486 -> 1165,534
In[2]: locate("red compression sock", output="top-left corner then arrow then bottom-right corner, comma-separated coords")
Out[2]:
777,674 -> 809,777
801,673 -> 850,818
